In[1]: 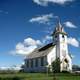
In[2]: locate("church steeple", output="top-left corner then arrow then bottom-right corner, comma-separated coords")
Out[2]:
56,17 -> 63,32
57,17 -> 62,28
51,18 -> 72,72
52,18 -> 67,36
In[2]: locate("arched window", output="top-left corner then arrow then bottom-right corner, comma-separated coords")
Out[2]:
64,59 -> 68,63
62,35 -> 64,38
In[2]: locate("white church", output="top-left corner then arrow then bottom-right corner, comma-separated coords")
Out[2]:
22,21 -> 72,72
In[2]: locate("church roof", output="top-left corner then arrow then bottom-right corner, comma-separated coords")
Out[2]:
26,43 -> 56,59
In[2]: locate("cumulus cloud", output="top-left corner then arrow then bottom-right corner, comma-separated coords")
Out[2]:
24,38 -> 42,46
33,0 -> 73,6
64,21 -> 77,28
68,37 -> 79,47
42,35 -> 52,44
15,36 -> 53,55
11,38 -> 42,55
29,13 -> 53,25
10,35 -> 53,55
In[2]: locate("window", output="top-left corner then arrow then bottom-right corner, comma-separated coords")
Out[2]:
31,59 -> 33,68
62,35 -> 65,41
62,35 -> 64,38
55,35 -> 57,38
64,59 -> 68,63
35,58 -> 38,67
41,57 -> 44,66
27,60 -> 29,68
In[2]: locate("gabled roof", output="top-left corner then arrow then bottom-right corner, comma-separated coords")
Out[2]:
26,43 -> 56,59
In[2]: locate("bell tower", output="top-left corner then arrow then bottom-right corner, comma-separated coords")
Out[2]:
52,19 -> 72,72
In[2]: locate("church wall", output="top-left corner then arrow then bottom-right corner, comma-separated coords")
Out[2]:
66,55 -> 72,71
23,56 -> 48,72
59,35 -> 68,60
56,34 -> 72,72
47,46 -> 56,66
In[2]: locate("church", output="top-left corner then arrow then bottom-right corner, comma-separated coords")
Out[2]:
22,21 -> 72,72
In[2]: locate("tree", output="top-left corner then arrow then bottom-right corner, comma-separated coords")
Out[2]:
52,58 -> 61,73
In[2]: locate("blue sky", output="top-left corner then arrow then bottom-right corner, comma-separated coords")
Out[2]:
0,0 -> 80,67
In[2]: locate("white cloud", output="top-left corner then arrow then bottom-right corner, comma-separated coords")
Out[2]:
45,35 -> 52,40
42,35 -> 52,44
71,54 -> 75,58
29,13 -> 53,24
15,36 -> 52,55
64,21 -> 77,28
33,0 -> 73,6
68,37 -> 79,47
11,38 -> 42,55
24,38 -> 42,46
10,35 -> 53,55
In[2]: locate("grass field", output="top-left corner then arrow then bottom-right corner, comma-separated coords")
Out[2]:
0,72 -> 80,80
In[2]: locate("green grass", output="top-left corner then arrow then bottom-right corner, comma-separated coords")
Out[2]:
0,72 -> 80,80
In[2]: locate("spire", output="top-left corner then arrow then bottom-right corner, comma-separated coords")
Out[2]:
58,18 -> 62,28
51,17 -> 67,36
57,16 -> 62,27
56,17 -> 63,32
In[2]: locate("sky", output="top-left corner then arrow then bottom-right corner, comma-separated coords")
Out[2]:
0,0 -> 80,68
